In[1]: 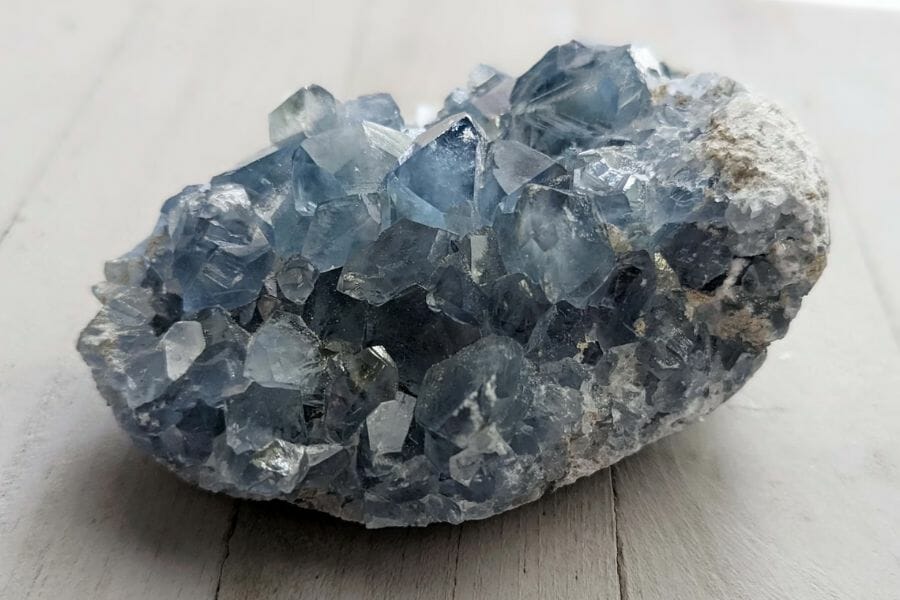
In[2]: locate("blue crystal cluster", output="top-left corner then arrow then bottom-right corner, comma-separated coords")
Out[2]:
78,42 -> 829,527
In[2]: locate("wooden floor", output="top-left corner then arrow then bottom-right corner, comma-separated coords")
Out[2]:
2,1 -> 899,598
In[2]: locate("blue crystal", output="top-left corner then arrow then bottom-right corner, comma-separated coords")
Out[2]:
506,42 -> 653,154
78,42 -> 829,527
168,185 -> 275,313
495,184 -> 616,304
345,93 -> 405,130
300,194 -> 384,271
268,84 -> 341,145
440,65 -> 514,139
338,219 -> 454,306
385,116 -> 484,234
244,311 -> 322,390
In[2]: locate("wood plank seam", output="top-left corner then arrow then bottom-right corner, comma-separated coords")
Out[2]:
0,0 -> 151,250
450,526 -> 463,599
611,468 -> 627,600
837,194 -> 900,349
214,502 -> 242,600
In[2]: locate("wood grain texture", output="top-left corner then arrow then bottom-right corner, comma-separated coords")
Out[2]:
216,473 -> 619,600
0,0 -> 147,236
2,1 -> 899,599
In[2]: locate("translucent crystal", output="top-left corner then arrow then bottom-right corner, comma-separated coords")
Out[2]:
268,84 -> 341,144
300,194 -> 384,271
366,392 -> 416,455
506,42 -> 653,154
337,219 -> 454,305
168,184 -> 275,313
495,184 -> 616,304
274,255 -> 318,304
385,115 -> 484,234
440,65 -> 514,139
244,311 -> 322,390
159,321 -> 205,381
78,42 -> 829,528
345,93 -> 405,130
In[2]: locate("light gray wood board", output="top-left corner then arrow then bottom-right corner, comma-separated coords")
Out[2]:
1,1 -> 899,599
0,0 -> 147,237
216,472 -> 618,600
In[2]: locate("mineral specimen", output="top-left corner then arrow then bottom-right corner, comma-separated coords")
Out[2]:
78,42 -> 829,527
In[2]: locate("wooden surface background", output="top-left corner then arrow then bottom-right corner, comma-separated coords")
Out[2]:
2,1 -> 899,598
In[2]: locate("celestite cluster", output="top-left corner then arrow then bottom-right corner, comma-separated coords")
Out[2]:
78,42 -> 829,527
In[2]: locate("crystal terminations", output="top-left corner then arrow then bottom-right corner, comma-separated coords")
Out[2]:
78,42 -> 829,527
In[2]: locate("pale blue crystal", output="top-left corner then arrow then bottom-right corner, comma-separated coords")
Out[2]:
441,65 -> 514,139
274,255 -> 318,304
159,321 -> 205,381
322,346 -> 399,441
385,115 -> 484,234
168,184 -> 275,314
244,311 -> 322,390
506,42 -> 653,154
495,184 -> 616,304
269,84 -> 341,144
337,219 -> 454,306
416,335 -> 532,446
366,392 -> 416,455
345,93 -> 405,130
225,384 -> 307,454
212,145 -> 295,222
300,122 -> 410,195
301,194 -> 384,271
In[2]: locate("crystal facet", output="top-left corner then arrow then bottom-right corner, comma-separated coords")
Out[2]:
78,42 -> 829,527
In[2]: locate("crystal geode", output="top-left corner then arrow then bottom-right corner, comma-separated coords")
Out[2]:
78,42 -> 828,527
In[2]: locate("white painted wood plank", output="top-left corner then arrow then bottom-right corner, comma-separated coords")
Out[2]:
0,0 -> 146,236
0,3 -> 245,596
216,472 -> 619,600
777,0 -> 900,9
452,472 -> 620,600
215,503 -> 462,600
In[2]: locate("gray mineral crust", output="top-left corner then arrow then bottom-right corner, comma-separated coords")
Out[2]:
78,42 -> 829,527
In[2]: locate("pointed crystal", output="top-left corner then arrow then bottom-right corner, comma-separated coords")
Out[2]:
301,195 -> 383,271
159,320 -> 205,381
345,93 -> 405,130
323,346 -> 399,440
275,256 -> 318,305
386,116 -> 484,234
269,84 -> 341,144
366,392 -> 416,455
506,42 -> 652,153
169,184 -> 275,313
441,65 -> 514,139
